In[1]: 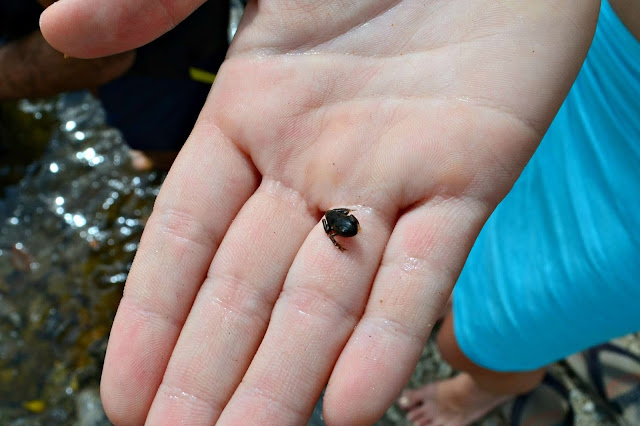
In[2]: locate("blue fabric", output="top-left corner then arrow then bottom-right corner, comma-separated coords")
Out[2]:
453,0 -> 640,372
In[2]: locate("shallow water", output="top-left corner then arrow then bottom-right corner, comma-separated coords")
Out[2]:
0,93 -> 163,424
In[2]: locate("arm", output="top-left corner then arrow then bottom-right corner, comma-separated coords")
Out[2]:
0,30 -> 135,100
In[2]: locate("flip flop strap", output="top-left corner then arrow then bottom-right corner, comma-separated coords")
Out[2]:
585,342 -> 640,410
510,373 -> 574,426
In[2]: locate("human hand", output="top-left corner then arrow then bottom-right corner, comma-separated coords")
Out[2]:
41,1 -> 599,424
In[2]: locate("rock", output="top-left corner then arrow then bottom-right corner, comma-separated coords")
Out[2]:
74,388 -> 108,426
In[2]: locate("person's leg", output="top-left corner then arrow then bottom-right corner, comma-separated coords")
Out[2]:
438,312 -> 546,395
398,311 -> 545,426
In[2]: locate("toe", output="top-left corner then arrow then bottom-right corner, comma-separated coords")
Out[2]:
407,402 -> 436,425
398,389 -> 423,410
406,407 -> 425,424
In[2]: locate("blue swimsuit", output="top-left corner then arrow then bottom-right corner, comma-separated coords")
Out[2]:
453,0 -> 640,371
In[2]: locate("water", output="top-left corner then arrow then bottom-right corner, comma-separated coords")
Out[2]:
0,92 -> 163,424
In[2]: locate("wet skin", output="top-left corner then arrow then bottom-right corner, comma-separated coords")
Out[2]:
322,208 -> 360,251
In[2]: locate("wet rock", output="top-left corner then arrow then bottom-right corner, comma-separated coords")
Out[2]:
74,388 -> 109,426
9,243 -> 35,273
0,295 -> 22,327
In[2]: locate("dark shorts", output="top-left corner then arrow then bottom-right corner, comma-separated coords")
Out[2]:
98,75 -> 210,152
97,0 -> 229,152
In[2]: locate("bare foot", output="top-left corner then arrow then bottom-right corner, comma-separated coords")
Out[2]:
129,150 -> 153,171
129,150 -> 178,171
398,373 -> 511,426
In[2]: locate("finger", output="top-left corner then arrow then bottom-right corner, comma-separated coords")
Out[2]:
100,117 -> 259,425
144,180 -> 316,425
39,0 -> 205,58
323,197 -> 489,424
217,207 -> 393,424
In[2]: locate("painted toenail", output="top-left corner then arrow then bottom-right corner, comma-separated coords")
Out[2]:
399,395 -> 410,408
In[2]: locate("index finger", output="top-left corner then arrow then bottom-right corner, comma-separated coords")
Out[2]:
39,0 -> 205,57
100,115 -> 259,425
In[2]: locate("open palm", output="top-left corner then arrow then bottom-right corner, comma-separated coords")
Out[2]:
41,0 -> 598,424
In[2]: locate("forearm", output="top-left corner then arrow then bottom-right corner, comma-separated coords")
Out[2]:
0,30 -> 135,100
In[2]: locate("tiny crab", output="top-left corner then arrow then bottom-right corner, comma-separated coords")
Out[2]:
322,208 -> 360,251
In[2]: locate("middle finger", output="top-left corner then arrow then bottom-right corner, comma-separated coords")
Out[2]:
217,206 -> 392,424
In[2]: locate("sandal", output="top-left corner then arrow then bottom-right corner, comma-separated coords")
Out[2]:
508,372 -> 574,426
567,341 -> 640,424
